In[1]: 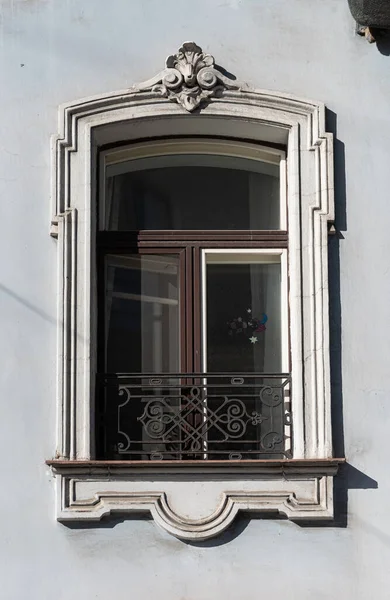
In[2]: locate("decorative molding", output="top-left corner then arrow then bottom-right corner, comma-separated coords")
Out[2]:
49,461 -> 341,540
135,41 -> 243,112
49,45 -> 336,537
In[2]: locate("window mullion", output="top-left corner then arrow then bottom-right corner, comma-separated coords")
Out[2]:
192,246 -> 202,374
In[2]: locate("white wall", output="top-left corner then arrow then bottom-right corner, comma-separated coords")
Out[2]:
1,0 -> 390,598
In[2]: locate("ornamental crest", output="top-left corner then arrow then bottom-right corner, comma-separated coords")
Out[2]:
135,41 -> 243,112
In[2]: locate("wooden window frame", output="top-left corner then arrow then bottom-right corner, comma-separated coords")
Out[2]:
96,140 -> 288,460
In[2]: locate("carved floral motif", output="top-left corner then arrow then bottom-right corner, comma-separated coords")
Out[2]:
135,41 -> 242,112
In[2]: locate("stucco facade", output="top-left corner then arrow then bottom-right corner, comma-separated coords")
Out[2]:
0,0 -> 389,598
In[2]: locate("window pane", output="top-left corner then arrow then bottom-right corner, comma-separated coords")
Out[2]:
204,253 -> 284,459
205,255 -> 281,373
104,155 -> 280,230
104,254 -> 180,373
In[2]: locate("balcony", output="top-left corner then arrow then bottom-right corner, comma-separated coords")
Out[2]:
97,373 -> 292,461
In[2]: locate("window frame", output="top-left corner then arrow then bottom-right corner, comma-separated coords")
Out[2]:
97,141 -> 290,461
47,74 -> 342,538
201,248 -> 289,375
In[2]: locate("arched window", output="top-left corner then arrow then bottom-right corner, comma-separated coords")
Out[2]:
97,139 -> 289,461
47,43 -> 343,540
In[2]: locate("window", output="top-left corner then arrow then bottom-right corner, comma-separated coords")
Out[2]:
47,42 -> 342,539
97,140 -> 290,462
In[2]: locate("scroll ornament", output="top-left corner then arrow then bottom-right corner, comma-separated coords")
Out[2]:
135,41 -> 243,112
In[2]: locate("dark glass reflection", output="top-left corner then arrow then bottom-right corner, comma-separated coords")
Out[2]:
206,261 -> 281,373
105,254 -> 180,374
104,162 -> 280,230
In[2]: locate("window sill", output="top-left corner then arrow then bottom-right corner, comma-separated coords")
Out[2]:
47,458 -> 344,540
47,458 -> 343,474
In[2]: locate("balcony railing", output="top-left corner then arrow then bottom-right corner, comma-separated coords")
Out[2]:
97,373 -> 292,461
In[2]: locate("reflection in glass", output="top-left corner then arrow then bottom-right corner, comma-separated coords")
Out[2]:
205,253 -> 284,458
104,254 -> 180,374
206,256 -> 281,373
104,155 -> 280,230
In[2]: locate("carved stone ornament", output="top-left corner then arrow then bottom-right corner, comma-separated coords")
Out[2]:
135,41 -> 243,112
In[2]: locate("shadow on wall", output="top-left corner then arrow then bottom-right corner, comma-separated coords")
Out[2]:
293,110 -> 379,530
297,464 -> 378,530
63,512 -> 252,546
326,108 -> 346,462
364,28 -> 390,55
184,465 -> 379,545
0,281 -> 58,326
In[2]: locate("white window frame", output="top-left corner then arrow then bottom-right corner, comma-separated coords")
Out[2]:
201,248 -> 289,372
47,69 -> 342,540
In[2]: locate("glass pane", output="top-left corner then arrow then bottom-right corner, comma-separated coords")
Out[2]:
205,255 -> 281,373
104,254 -> 180,373
103,154 -> 280,230
204,254 -> 284,459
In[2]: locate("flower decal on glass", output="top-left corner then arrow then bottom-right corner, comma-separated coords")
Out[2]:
228,309 -> 268,343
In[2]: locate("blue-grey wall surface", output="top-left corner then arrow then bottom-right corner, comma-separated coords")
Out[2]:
0,0 -> 389,598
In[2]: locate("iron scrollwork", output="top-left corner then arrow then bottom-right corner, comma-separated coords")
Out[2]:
100,373 -> 292,460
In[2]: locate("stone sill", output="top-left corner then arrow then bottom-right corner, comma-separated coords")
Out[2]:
47,458 -> 345,476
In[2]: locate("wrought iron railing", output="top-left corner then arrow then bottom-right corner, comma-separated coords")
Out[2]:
97,373 -> 292,460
